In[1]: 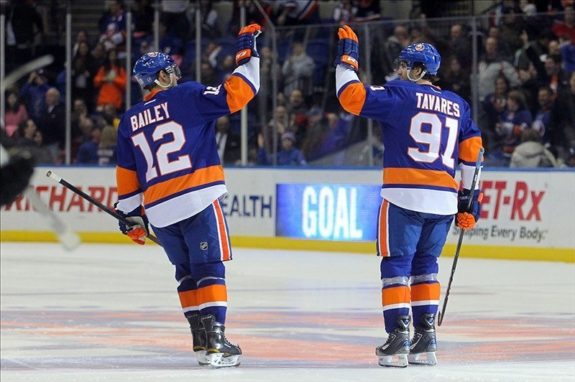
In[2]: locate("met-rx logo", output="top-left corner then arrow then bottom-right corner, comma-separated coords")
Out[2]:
480,180 -> 545,221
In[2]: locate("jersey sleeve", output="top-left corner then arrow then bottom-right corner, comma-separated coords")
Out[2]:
458,100 -> 484,190
115,119 -> 142,213
335,65 -> 395,120
182,57 -> 260,122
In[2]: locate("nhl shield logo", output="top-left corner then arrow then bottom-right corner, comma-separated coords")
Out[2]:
200,242 -> 208,251
415,43 -> 425,51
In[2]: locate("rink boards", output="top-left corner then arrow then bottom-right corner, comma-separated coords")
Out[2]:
1,166 -> 574,262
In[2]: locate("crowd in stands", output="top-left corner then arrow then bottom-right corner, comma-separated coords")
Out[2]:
2,0 -> 575,169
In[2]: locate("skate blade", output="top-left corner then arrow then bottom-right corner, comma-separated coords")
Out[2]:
378,354 -> 408,368
206,353 -> 241,368
408,351 -> 437,366
194,350 -> 210,366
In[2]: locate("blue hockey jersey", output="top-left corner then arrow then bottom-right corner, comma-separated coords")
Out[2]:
336,65 -> 483,215
116,58 -> 260,227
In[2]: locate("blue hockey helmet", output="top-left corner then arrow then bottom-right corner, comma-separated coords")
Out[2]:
398,43 -> 441,76
133,52 -> 180,88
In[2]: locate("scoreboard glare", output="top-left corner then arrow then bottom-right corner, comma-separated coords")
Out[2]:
276,184 -> 381,241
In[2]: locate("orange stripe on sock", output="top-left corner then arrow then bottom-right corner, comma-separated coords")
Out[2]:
411,282 -> 441,302
178,289 -> 198,309
197,284 -> 228,305
382,285 -> 410,306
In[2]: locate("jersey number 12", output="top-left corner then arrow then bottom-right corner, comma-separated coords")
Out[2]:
132,121 -> 192,182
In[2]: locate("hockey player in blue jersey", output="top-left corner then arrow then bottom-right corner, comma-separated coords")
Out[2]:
114,24 -> 262,368
335,25 -> 483,367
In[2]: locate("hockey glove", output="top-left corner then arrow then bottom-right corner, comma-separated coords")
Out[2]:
115,204 -> 149,245
335,24 -> 359,71
456,189 -> 483,231
235,23 -> 262,66
0,151 -> 35,206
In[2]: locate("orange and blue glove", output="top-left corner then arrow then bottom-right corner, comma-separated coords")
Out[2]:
236,23 -> 262,66
456,189 -> 483,230
115,204 -> 149,245
335,24 -> 359,72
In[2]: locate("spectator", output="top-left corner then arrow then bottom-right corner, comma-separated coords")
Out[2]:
72,40 -> 97,112
76,126 -> 101,164
132,0 -> 154,39
543,54 -> 570,93
20,70 -> 49,124
439,56 -> 471,102
275,0 -> 320,26
190,0 -> 220,39
39,87 -> 66,155
93,49 -> 127,111
257,131 -> 306,165
560,40 -> 575,74
5,0 -> 44,70
15,118 -> 54,164
228,0 -> 273,35
478,37 -> 520,99
510,128 -> 558,167
161,0 -> 190,39
480,75 -> 510,149
333,0 -> 353,24
286,88 -> 309,143
551,6 -> 575,44
498,6 -> 526,62
495,90 -> 533,162
97,125 -> 117,165
3,90 -> 29,137
447,23 -> 471,67
98,0 -> 127,54
381,25 -> 410,79
72,30 -> 90,57
549,71 -> 575,160
282,41 -> 315,99
532,86 -> 556,145
352,0 -> 382,22
215,116 -> 241,164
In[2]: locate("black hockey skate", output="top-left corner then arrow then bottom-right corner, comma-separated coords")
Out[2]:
375,316 -> 410,367
408,313 -> 437,366
201,315 -> 242,368
186,313 -> 209,366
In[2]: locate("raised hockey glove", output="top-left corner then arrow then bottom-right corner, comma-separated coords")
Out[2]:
115,204 -> 149,245
335,24 -> 359,71
0,150 -> 35,206
236,23 -> 262,66
456,189 -> 483,230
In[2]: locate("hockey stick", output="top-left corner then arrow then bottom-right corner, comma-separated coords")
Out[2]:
1,55 -> 54,92
437,147 -> 484,327
46,170 -> 161,245
23,183 -> 81,250
0,56 -> 80,250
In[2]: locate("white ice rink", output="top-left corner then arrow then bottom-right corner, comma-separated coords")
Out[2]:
1,242 -> 574,382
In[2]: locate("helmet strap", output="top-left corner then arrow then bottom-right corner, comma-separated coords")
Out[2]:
407,68 -> 427,82
407,69 -> 427,82
154,73 -> 176,89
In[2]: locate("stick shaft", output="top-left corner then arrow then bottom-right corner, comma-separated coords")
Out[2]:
438,148 -> 484,326
47,171 -> 160,245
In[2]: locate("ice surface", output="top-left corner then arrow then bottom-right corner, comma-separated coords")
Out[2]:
1,242 -> 574,381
